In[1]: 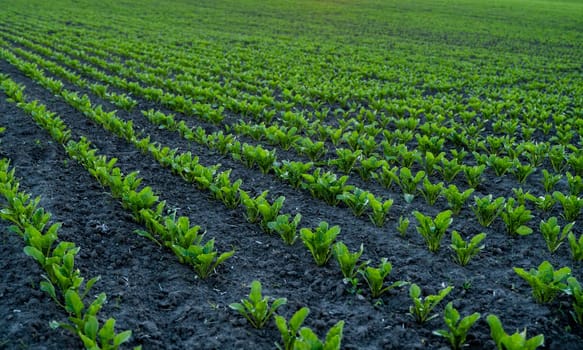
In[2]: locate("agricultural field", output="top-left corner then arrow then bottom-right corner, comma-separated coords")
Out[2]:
0,0 -> 582,348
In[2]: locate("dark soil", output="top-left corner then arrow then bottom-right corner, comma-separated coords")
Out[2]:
1,40 -> 582,350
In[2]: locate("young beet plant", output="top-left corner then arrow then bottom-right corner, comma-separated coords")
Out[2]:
413,210 -> 453,252
418,177 -> 444,205
258,196 -> 285,233
565,277 -> 583,325
294,321 -> 344,350
275,307 -> 344,350
337,188 -> 370,217
500,198 -> 533,236
300,222 -> 341,266
486,315 -> 544,350
275,307 -> 310,350
330,148 -> 362,174
302,169 -> 353,206
159,214 -> 235,279
275,160 -> 313,189
442,185 -> 474,215
463,164 -> 486,189
409,284 -> 453,323
433,302 -> 480,350
333,242 -> 368,280
229,280 -> 287,329
396,215 -> 410,237
359,258 -> 407,298
394,167 -> 426,203
539,217 -> 574,253
472,195 -> 505,227
240,190 -> 268,223
368,194 -> 394,227
553,191 -> 583,221
209,170 -> 242,209
568,232 -> 583,261
268,213 -> 302,245
450,231 -> 486,266
513,260 -> 571,303
50,291 -> 132,350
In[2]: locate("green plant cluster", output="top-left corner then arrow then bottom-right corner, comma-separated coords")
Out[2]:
0,159 -> 133,349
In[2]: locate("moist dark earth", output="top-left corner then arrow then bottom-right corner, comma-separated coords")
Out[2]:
0,49 -> 582,350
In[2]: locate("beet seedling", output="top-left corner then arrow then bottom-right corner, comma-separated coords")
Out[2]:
302,169 -> 353,206
121,185 -> 159,218
553,191 -> 583,221
259,195 -> 285,232
172,239 -> 234,279
359,258 -> 407,298
330,148 -> 362,174
240,190 -> 269,223
294,138 -> 326,161
333,242 -> 368,280
539,217 -> 574,253
568,232 -> 583,261
209,170 -> 242,209
450,231 -> 486,266
442,185 -> 473,215
513,261 -> 571,303
164,214 -> 203,249
50,291 -> 132,350
396,216 -> 410,237
486,314 -> 544,350
439,157 -> 463,182
542,169 -> 562,193
500,198 -> 533,236
300,222 -> 341,266
525,193 -> 556,212
418,177 -> 444,205
275,161 -> 313,189
368,194 -> 394,227
337,188 -> 370,217
372,164 -> 398,189
433,302 -> 480,350
268,213 -> 302,245
408,284 -> 453,323
549,145 -> 568,173
275,307 -> 309,350
211,177 -> 242,209
357,156 -> 385,182
394,167 -> 425,202
294,320 -> 344,350
567,172 -> 583,196
511,161 -> 536,184
565,277 -> 583,325
472,195 -> 505,227
413,210 -> 453,252
463,164 -> 486,189
229,280 -> 287,329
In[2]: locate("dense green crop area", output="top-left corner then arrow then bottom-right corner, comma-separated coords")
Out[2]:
1,0 -> 582,348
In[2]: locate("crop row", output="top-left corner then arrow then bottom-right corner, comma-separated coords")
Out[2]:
4,45 -> 582,266
2,43 -> 583,349
0,155 -> 133,349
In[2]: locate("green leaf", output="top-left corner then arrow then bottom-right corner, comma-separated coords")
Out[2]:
99,318 -> 116,344
516,225 -> 533,236
84,315 -> 99,341
289,307 -> 310,331
23,246 -> 45,265
40,280 -> 57,301
113,330 -> 133,346
65,289 -> 84,318
79,333 -> 97,349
